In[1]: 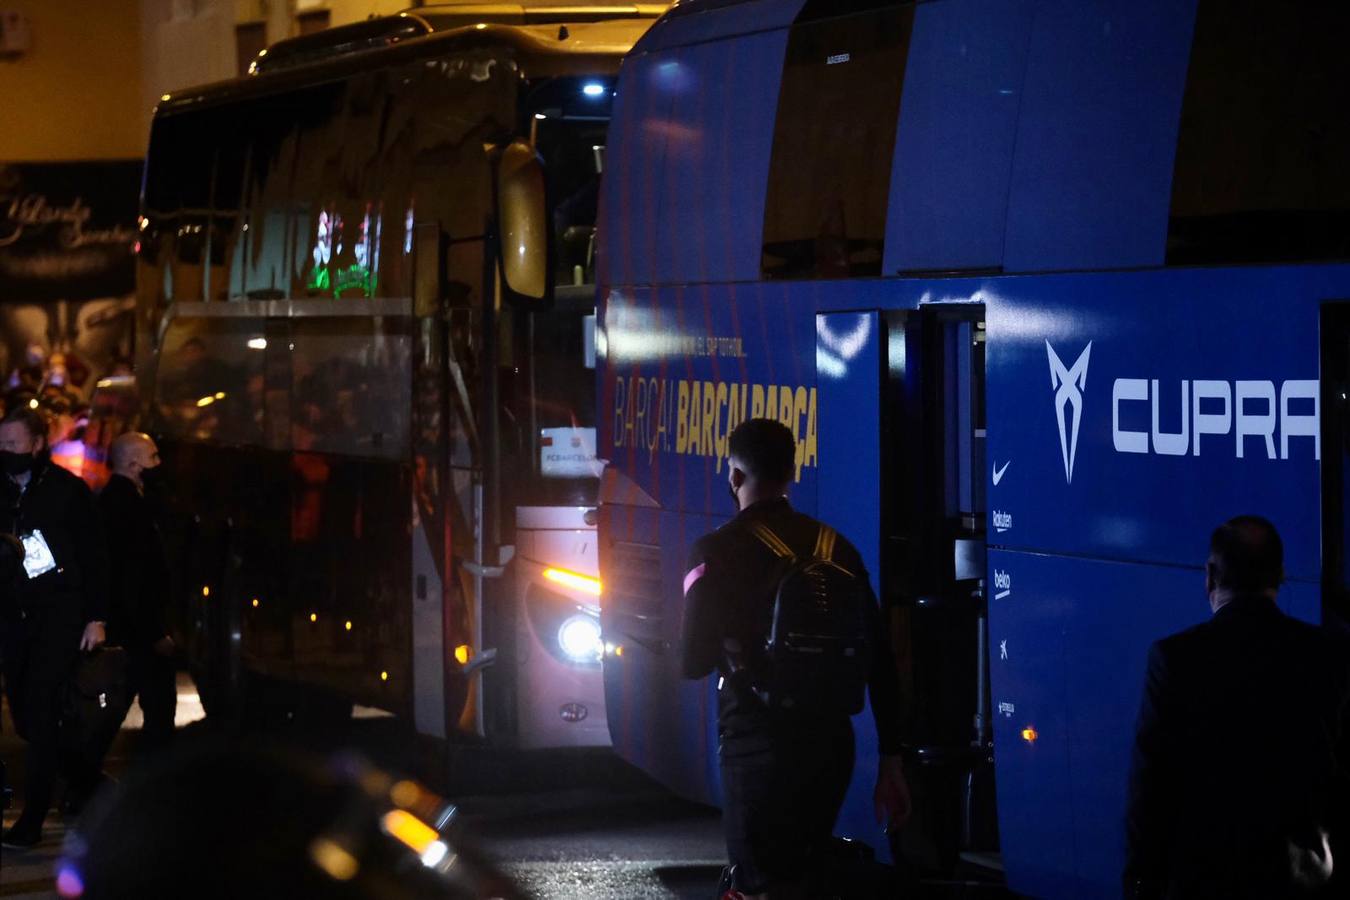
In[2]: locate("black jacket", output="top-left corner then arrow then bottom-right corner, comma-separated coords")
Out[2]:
679,497 -> 906,755
98,474 -> 170,649
0,456 -> 108,626
1124,595 -> 1350,899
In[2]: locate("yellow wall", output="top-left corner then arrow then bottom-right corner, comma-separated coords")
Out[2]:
304,1 -> 408,30
0,0 -> 146,161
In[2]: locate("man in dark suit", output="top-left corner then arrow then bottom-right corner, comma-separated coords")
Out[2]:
0,407 -> 108,848
99,432 -> 176,754
1124,516 -> 1350,899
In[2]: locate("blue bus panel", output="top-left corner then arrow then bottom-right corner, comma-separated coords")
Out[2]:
597,0 -> 1350,895
985,266 -> 1343,582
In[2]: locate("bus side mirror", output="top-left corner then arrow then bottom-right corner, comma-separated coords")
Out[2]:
495,140 -> 550,302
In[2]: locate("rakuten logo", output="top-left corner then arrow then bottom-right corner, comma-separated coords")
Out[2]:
1111,379 -> 1319,459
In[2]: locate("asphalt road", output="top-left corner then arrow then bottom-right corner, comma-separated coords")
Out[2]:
2,678 -> 1016,899
0,675 -> 727,899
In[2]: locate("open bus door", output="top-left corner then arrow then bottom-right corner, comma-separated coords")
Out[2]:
1320,303 -> 1350,635
884,302 -> 999,881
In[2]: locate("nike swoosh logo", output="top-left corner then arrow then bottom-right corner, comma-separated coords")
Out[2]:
992,460 -> 1010,485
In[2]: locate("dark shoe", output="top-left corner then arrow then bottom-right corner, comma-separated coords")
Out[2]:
62,773 -> 111,819
1,823 -> 42,849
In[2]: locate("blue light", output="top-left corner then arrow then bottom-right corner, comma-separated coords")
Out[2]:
582,83 -> 606,98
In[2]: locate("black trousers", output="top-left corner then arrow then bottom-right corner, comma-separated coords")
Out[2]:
720,715 -> 855,894
124,648 -> 176,755
1,609 -> 82,831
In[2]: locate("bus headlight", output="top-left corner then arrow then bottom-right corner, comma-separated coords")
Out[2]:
557,615 -> 603,664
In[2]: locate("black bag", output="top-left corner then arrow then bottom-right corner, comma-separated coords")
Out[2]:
61,645 -> 129,767
746,522 -> 873,716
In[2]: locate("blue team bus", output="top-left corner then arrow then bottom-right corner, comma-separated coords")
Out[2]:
594,0 -> 1350,894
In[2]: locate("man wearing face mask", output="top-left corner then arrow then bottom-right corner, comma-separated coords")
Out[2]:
98,432 -> 176,756
680,418 -> 911,900
0,407 -> 109,848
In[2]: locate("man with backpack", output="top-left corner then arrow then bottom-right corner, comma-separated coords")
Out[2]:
680,418 -> 911,900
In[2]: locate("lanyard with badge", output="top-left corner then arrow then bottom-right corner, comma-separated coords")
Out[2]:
20,528 -> 57,578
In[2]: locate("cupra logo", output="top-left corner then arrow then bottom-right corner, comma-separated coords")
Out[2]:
1046,341 -> 1093,484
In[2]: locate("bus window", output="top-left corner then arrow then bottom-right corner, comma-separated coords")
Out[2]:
208,122 -> 248,303
518,307 -> 600,508
760,3 -> 914,280
409,55 -> 513,250
1167,0 -> 1350,265
239,93 -> 308,298
153,317 -> 265,445
289,80 -> 365,300
534,110 -> 607,287
288,317 -> 411,460
145,111 -> 217,302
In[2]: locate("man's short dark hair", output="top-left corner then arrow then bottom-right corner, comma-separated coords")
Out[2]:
727,418 -> 796,485
0,406 -> 48,443
1209,515 -> 1283,593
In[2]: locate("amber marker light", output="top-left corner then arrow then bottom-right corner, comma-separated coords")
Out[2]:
390,779 -> 422,809
454,644 -> 471,665
202,585 -> 210,598
309,837 -> 359,881
381,809 -> 438,855
542,567 -> 602,597
1022,725 -> 1039,743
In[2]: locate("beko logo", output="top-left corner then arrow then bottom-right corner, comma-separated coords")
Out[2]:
1046,341 -> 1092,484
1111,378 -> 1319,460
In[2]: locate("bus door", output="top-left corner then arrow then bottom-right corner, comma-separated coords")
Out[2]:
1320,302 -> 1350,633
886,302 -> 997,877
409,223 -> 490,742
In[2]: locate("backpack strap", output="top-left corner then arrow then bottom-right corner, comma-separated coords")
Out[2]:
747,521 -> 796,560
750,521 -> 839,564
812,525 -> 837,563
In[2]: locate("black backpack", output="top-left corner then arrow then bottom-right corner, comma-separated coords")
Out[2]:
746,521 -> 873,716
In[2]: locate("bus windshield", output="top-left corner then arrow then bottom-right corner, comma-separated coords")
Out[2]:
516,305 -> 599,508
527,75 -> 612,287
511,78 -> 608,508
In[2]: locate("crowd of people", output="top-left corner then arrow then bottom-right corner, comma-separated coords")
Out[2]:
0,404 -> 173,850
2,341 -> 137,490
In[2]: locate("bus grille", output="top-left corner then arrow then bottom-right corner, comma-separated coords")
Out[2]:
605,541 -> 665,649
